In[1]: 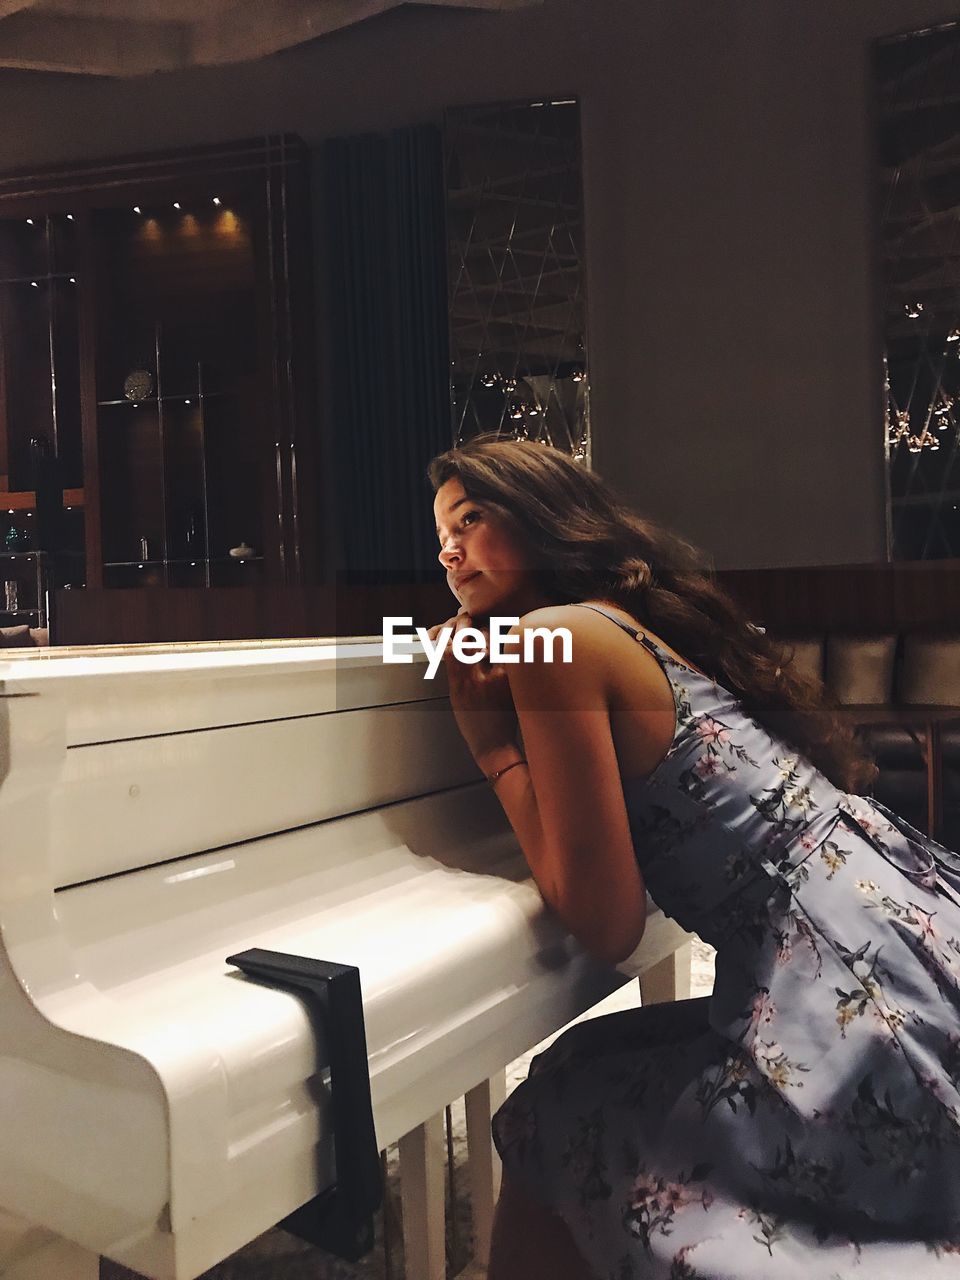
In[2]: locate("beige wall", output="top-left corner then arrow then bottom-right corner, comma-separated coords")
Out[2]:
0,0 -> 956,568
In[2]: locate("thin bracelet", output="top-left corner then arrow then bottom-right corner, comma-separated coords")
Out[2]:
487,757 -> 527,786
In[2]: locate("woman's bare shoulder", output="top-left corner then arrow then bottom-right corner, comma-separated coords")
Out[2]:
568,599 -> 708,678
510,602 -> 623,656
513,600 -> 648,656
507,602 -> 670,695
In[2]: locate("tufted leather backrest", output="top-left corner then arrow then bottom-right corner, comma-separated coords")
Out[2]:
0,624 -> 47,647
826,634 -> 898,706
776,635 -> 826,687
899,632 -> 960,705
769,630 -> 960,709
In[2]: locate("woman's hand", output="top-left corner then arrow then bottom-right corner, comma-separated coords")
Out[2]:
426,610 -> 519,769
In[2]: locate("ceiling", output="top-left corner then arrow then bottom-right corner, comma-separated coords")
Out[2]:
0,0 -> 539,76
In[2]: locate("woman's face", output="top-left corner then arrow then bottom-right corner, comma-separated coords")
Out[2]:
433,477 -> 550,618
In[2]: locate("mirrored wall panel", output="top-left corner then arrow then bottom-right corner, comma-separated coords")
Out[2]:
445,98 -> 589,459
875,21 -> 960,559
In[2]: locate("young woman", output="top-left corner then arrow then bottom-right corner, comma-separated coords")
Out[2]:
428,433 -> 960,1279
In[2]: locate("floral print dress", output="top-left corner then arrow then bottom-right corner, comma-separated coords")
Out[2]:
492,603 -> 960,1278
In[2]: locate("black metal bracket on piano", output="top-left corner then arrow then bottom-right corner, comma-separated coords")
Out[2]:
225,948 -> 383,1261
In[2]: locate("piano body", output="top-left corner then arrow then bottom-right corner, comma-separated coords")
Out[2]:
0,637 -> 692,1280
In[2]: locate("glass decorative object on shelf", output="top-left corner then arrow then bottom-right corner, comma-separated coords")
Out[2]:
184,510 -> 201,554
4,579 -> 17,612
123,368 -> 155,402
4,524 -> 29,552
874,22 -> 960,559
444,98 -> 590,463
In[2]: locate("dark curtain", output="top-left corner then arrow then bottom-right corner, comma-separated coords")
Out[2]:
325,125 -> 450,583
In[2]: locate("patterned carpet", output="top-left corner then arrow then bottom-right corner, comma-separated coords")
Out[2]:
158,942 -> 717,1280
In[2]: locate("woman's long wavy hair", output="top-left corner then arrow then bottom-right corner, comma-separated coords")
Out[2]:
428,433 -> 877,795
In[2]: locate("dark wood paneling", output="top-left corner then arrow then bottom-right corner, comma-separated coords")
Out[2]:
54,562 -> 960,647
717,561 -> 960,633
54,581 -> 453,645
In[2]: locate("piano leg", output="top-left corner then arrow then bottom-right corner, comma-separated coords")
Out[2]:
399,1112 -> 446,1280
640,942 -> 693,1005
464,1071 -> 506,1270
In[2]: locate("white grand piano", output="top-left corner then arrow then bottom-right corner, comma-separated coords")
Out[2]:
0,636 -> 692,1280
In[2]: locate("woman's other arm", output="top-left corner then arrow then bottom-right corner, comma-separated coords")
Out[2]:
481,606 -> 647,965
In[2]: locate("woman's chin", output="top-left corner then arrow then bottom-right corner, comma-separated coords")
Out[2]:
455,577 -> 523,620
458,587 -> 500,620
460,593 -> 489,619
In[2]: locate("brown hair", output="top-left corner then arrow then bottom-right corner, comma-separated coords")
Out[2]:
428,433 -> 877,794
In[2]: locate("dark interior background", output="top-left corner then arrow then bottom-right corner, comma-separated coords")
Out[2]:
3,0 -> 958,575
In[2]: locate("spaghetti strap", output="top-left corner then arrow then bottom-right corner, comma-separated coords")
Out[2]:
572,601 -> 714,683
572,601 -> 645,641
573,602 -> 682,664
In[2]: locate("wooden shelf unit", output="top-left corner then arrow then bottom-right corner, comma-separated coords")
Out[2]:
0,135 -> 317,605
0,488 -> 85,510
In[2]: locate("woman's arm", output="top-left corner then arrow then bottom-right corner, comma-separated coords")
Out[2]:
478,606 -> 647,965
